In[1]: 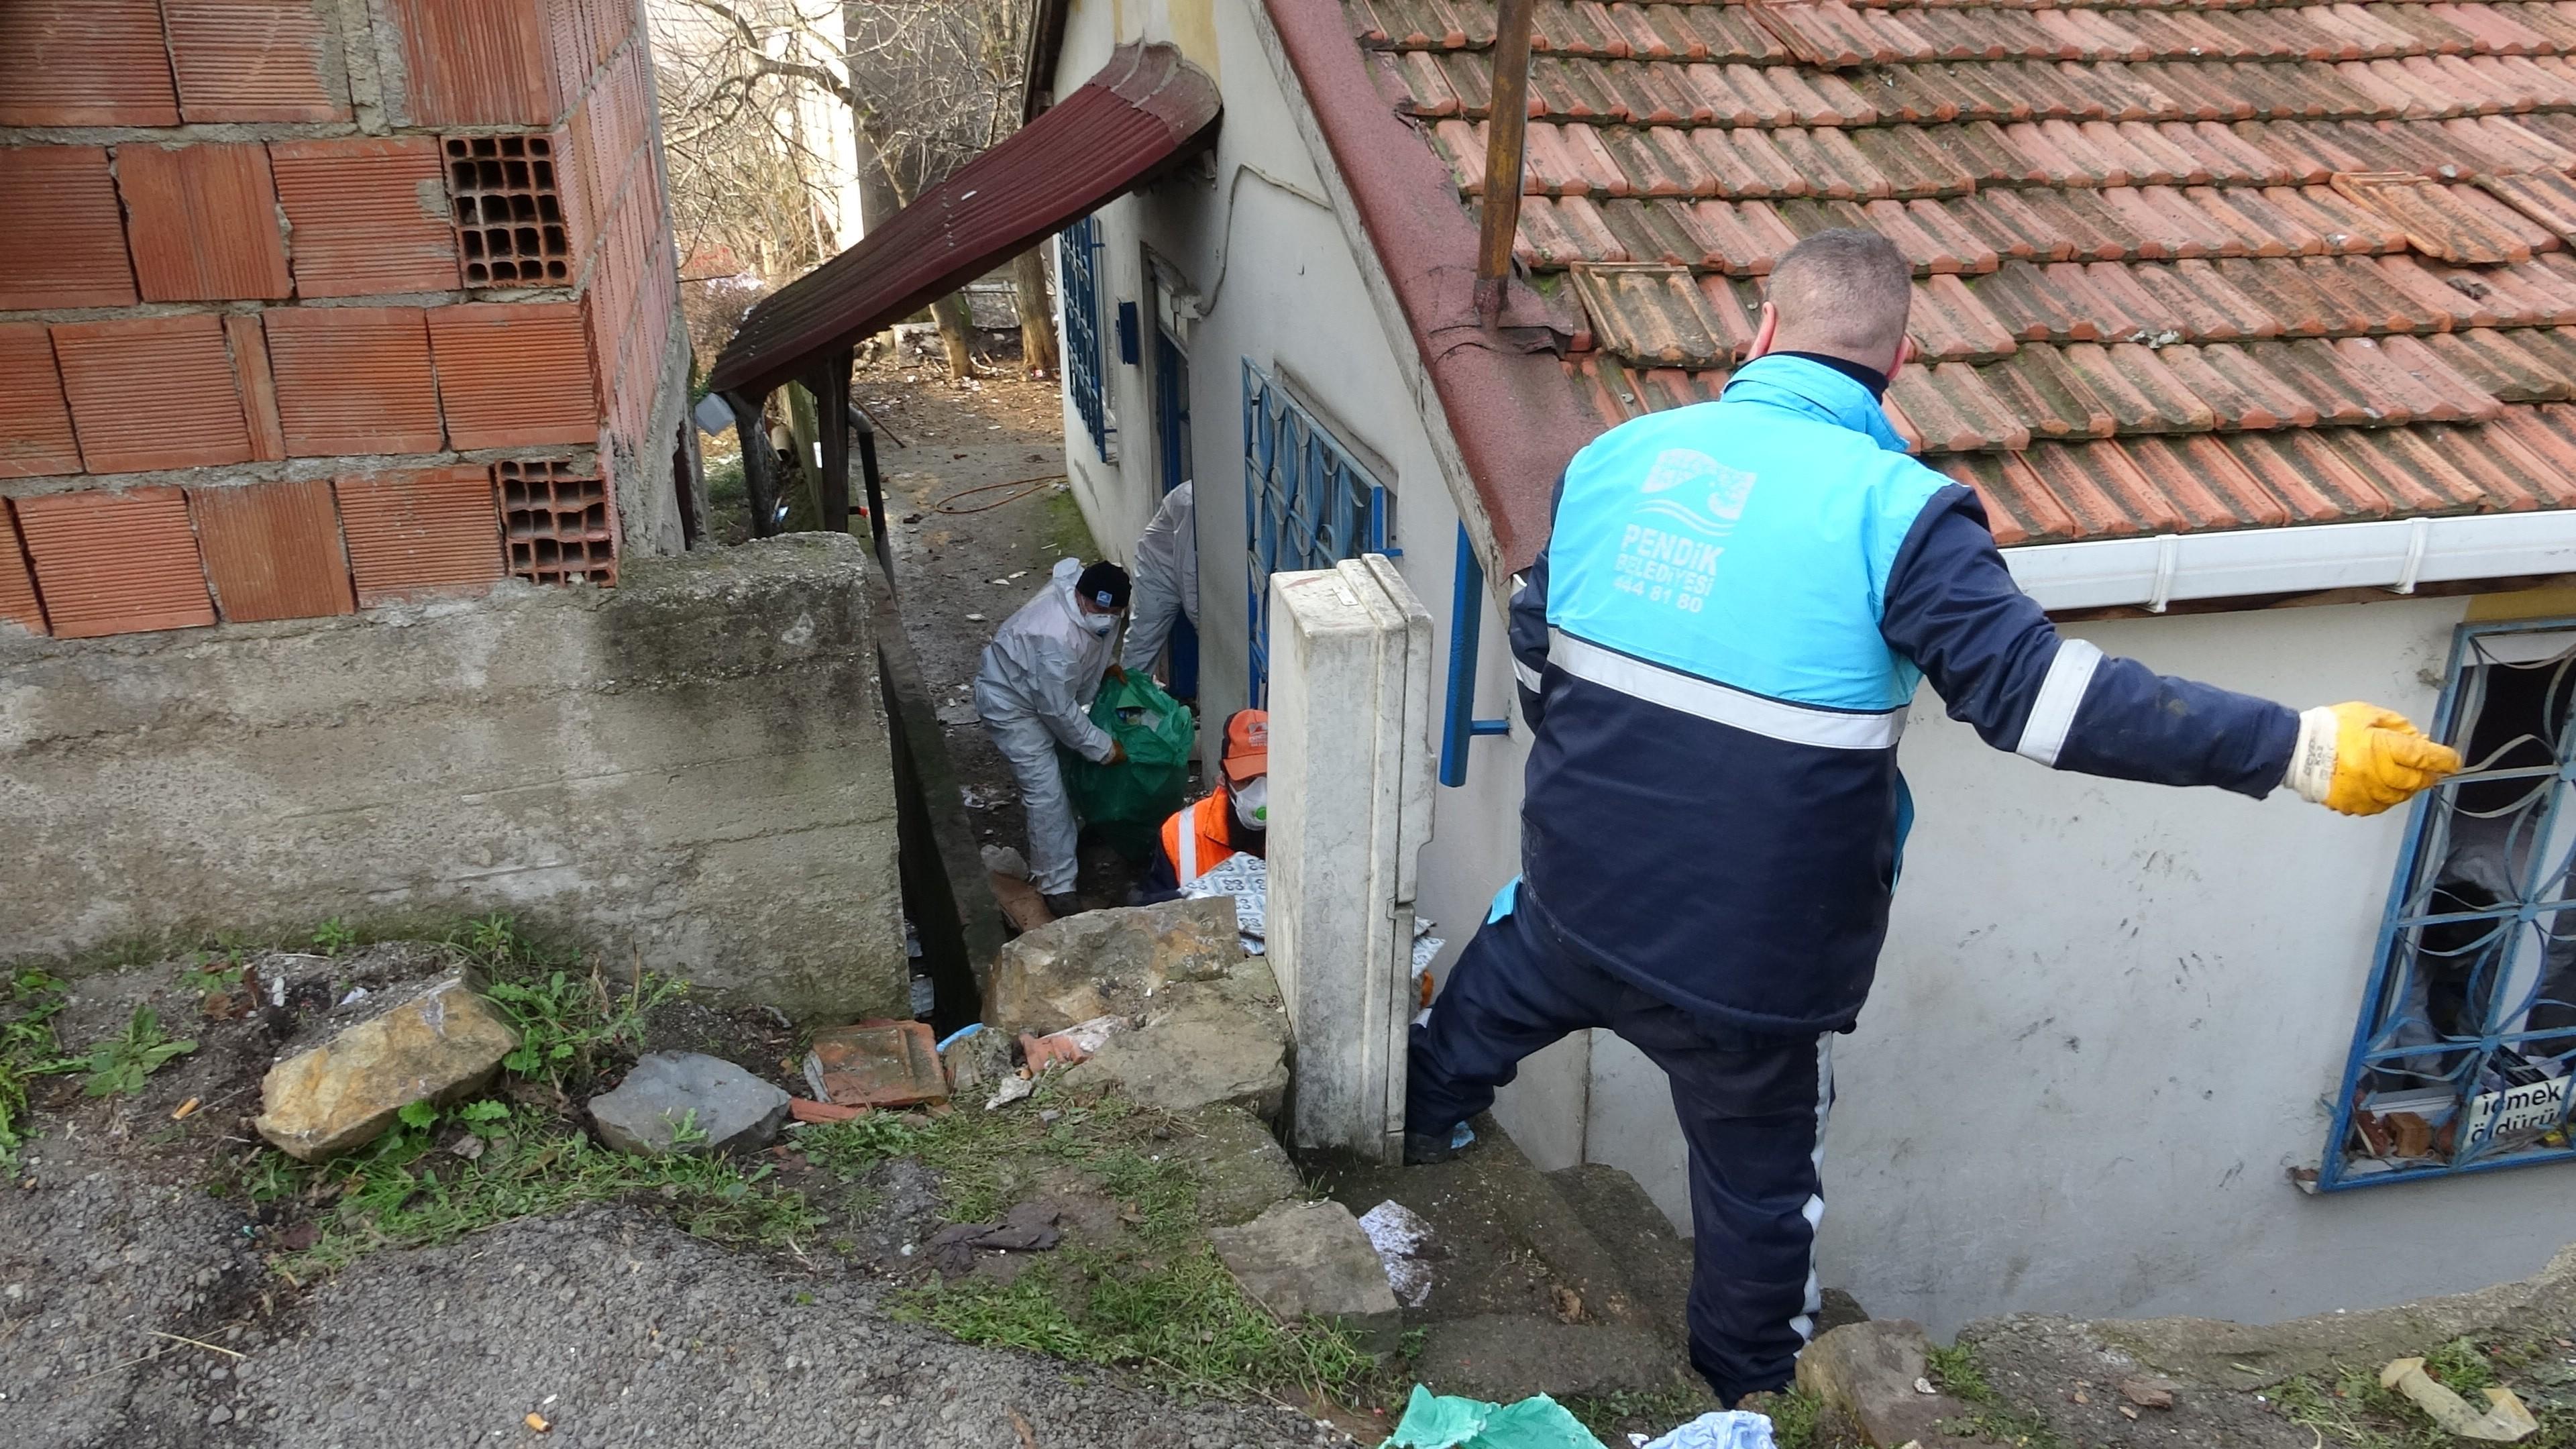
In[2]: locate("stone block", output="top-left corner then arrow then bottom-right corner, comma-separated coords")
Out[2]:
588,1051 -> 790,1157
1059,962 -> 1290,1118
1796,1320 -> 1978,1447
252,970 -> 517,1161
1209,1199 -> 1399,1322
983,896 -> 1241,1035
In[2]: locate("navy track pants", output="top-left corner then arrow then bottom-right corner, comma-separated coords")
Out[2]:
1405,888 -> 1833,1407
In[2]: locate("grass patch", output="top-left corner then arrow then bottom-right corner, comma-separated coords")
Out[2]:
1928,1339 -> 2065,1449
2274,1336 -> 2576,1449
1564,1387 -> 1717,1444
1037,486 -> 1097,561
1,969 -> 74,1170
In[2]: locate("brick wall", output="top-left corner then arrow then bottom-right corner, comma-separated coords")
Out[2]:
0,0 -> 682,639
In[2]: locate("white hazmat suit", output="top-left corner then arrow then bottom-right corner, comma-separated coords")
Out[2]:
975,557 -> 1120,896
1119,481 -> 1197,677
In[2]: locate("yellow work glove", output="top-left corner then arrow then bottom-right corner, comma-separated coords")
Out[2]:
2285,702 -> 2461,816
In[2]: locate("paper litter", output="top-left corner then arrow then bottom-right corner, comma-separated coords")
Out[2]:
1358,1199 -> 1435,1307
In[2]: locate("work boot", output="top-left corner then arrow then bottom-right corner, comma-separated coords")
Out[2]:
1402,1124 -> 1470,1165
1041,892 -> 1085,919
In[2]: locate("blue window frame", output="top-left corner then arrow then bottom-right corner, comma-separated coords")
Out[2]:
1059,217 -> 1111,460
1241,359 -> 1389,705
2324,618 -> 2576,1189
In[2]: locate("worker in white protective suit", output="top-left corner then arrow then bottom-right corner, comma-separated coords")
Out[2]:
975,558 -> 1132,916
1118,481 -> 1196,694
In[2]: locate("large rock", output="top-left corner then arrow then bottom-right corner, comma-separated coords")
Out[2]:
253,971 -> 519,1161
1059,961 -> 1290,1118
590,1052 -> 791,1157
1183,1106 -> 1307,1226
983,896 -> 1241,1035
1208,1199 -> 1399,1322
1797,1319 -> 1981,1446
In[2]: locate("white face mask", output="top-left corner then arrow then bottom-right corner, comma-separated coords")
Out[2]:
1079,609 -> 1116,636
1232,775 -> 1268,830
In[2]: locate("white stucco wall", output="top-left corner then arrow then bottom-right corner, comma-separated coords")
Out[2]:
1040,0 -> 2576,1334
1044,0 -> 1578,1163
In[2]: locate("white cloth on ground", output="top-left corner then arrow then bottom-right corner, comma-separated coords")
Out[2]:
975,558 -> 1121,894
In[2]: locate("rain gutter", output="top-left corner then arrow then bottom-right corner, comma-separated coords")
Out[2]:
2004,511 -> 2576,613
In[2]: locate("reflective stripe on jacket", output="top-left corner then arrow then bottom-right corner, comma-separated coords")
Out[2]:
1160,791 -> 1232,886
1513,354 -> 2298,1035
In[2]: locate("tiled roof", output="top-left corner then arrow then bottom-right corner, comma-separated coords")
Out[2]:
1350,0 -> 2576,545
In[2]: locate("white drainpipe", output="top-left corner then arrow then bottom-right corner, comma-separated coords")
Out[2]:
2002,513 -> 2576,614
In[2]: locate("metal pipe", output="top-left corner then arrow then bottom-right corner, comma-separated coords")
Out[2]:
1474,0 -> 1538,327
1440,521 -> 1513,788
848,402 -> 890,574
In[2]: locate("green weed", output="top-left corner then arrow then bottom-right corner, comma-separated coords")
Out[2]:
1927,1340 -> 2065,1449
1760,1389 -> 1829,1449
1926,1340 -> 1992,1401
250,1098 -> 823,1277
0,969 -> 75,1169
898,1246 -> 1372,1403
2273,1338 -> 2576,1449
311,918 -> 357,957
1564,1388 -> 1717,1444
177,952 -> 247,1000
451,916 -> 679,1093
73,1005 -> 195,1097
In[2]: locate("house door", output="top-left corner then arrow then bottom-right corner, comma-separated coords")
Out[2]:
1152,323 -> 1198,698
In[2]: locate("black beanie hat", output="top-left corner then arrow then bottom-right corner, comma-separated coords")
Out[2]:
1076,560 -> 1130,611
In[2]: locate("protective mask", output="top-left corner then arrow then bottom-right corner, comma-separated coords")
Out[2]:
1232,776 -> 1268,830
1079,610 -> 1116,637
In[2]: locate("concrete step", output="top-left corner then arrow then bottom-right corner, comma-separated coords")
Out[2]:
1545,1162 -> 1697,1339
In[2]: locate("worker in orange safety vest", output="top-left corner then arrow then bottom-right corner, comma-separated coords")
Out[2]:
1138,708 -> 1267,897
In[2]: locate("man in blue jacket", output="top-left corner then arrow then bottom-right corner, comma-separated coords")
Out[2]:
1405,229 -> 2461,1407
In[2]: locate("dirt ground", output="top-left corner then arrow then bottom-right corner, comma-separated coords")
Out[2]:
0,944 -> 1350,1449
853,355 -> 1175,910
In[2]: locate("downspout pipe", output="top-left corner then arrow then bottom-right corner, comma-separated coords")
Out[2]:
1440,521 -> 1515,788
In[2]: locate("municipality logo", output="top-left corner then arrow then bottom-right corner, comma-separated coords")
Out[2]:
1637,449 -> 1756,536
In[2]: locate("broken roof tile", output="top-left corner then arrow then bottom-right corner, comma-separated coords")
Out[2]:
1978,345 -> 2120,437
1570,262 -> 1735,366
2333,170 -> 2534,263
1938,451 -> 2082,546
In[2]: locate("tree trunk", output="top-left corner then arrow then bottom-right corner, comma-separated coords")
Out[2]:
929,292 -> 977,380
1010,248 -> 1057,378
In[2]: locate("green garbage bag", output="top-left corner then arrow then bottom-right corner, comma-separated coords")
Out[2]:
1381,1385 -> 1602,1449
1061,672 -> 1196,858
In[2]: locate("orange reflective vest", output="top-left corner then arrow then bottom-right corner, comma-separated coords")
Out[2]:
1159,792 -> 1236,885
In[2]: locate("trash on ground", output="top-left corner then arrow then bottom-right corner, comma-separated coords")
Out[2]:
805,1020 -> 950,1109
1380,1385 -> 1601,1449
2379,1358 -> 2538,1441
1185,851 -> 1269,954
1630,1409 -> 1777,1449
1020,1014 -> 1127,1073
923,1199 -> 1063,1276
1358,1199 -> 1436,1308
788,1097 -> 867,1124
170,1097 -> 199,1120
2116,1377 -> 2178,1410
525,1411 -> 550,1433
985,1073 -> 1036,1111
981,844 -> 1031,881
989,870 -> 1055,934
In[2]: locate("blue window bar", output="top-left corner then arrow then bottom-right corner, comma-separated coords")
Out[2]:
1240,359 -> 1388,705
1059,217 -> 1110,460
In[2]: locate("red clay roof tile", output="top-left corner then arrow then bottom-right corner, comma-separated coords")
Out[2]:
188,479 -> 356,623
163,0 -> 350,123
2369,331 -> 2511,419
13,486 -> 216,637
2198,339 -> 2328,425
1911,273 -> 2021,361
2124,433 -> 2296,527
0,0 -> 179,126
2424,326 -> 2575,400
115,143 -> 294,303
263,306 -> 443,458
2025,439 -> 2186,534
1570,262 -> 1735,365
335,466 -> 506,606
2326,425 -> 2494,512
52,315 -> 253,474
2222,429 -> 2388,522
1937,451 -> 2083,546
0,324 -> 80,480
1980,345 -> 2119,438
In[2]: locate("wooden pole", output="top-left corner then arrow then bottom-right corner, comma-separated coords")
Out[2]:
814,352 -> 853,541
721,389 -> 779,539
1475,0 -> 1538,327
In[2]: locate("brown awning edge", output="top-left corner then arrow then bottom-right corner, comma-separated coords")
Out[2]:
706,42 -> 1221,398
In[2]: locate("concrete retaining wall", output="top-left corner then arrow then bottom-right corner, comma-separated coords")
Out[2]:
0,532 -> 906,1022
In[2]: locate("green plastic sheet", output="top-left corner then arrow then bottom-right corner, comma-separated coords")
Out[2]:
1061,672 -> 1196,854
1380,1385 -> 1604,1449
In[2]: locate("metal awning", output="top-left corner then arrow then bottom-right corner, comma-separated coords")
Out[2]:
705,42 -> 1220,398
